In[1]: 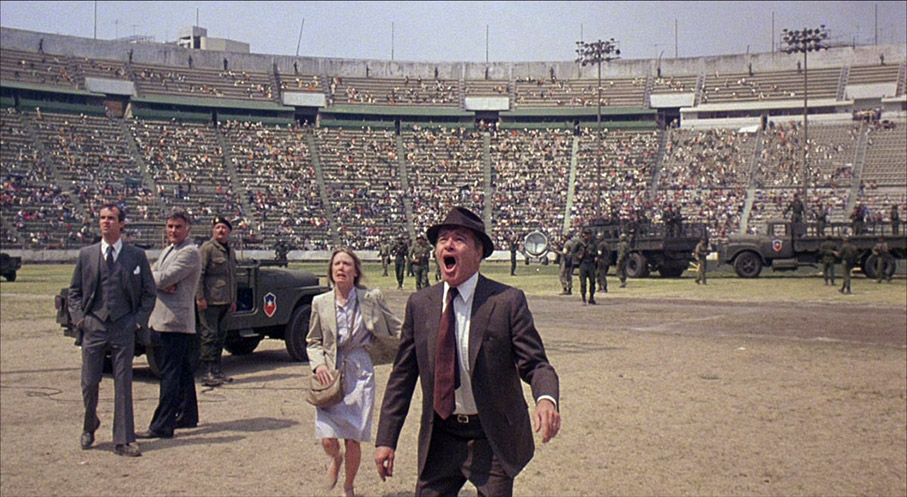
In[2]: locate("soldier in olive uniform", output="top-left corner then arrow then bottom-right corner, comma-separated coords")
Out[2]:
814,203 -> 828,236
693,237 -> 709,285
393,236 -> 409,289
819,234 -> 837,286
509,235 -> 519,276
411,235 -> 432,290
836,235 -> 858,295
560,233 -> 578,295
378,241 -> 391,277
406,239 -> 416,277
196,217 -> 237,387
574,228 -> 598,305
784,193 -> 805,224
616,233 -> 630,288
873,237 -> 892,283
273,239 -> 289,265
595,233 -> 610,294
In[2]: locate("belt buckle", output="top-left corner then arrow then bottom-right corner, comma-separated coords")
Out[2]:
456,414 -> 470,424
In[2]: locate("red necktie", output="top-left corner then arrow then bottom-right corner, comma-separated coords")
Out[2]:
433,287 -> 459,419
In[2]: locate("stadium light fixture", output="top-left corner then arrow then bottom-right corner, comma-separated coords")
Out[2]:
781,25 -> 829,200
575,38 -> 621,209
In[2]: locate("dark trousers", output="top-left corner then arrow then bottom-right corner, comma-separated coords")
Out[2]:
416,416 -> 513,497
415,264 -> 429,290
596,265 -> 608,292
579,264 -> 596,300
198,304 -> 229,362
149,332 -> 198,436
822,262 -> 835,284
81,313 -> 136,445
395,261 -> 405,288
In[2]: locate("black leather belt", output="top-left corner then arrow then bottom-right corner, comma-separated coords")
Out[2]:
435,413 -> 484,439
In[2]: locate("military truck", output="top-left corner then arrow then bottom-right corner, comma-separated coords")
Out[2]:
719,221 -> 906,278
1,252 -> 22,282
55,260 -> 328,376
585,219 -> 709,278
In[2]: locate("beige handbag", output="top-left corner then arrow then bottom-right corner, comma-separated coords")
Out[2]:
306,367 -> 344,407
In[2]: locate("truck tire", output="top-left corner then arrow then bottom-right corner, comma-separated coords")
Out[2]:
4,271 -> 15,282
733,251 -> 763,278
225,336 -> 262,355
284,304 -> 311,362
863,255 -> 896,280
626,253 -> 650,278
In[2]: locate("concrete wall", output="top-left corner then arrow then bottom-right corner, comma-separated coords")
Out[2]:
3,26 -> 904,81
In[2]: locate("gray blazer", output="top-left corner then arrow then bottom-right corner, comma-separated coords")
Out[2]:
69,241 -> 157,331
306,287 -> 402,371
149,239 -> 202,333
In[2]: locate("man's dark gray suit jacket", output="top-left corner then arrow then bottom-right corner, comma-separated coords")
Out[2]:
376,274 -> 559,478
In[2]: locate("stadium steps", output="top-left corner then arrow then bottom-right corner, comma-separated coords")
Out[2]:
482,131 -> 492,227
647,128 -> 669,202
304,128 -> 340,248
738,126 -> 765,234
215,127 -> 252,220
114,117 -> 164,219
20,112 -> 90,223
898,63 -> 906,96
395,132 -> 415,238
836,66 -> 850,101
845,122 -> 870,216
563,134 -> 579,235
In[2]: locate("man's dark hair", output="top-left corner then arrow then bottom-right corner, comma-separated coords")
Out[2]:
100,202 -> 126,222
167,207 -> 192,225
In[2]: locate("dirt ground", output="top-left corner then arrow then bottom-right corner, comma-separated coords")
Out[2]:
1,285 -> 905,497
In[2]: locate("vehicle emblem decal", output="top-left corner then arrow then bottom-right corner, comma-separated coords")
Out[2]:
772,239 -> 783,252
264,292 -> 277,318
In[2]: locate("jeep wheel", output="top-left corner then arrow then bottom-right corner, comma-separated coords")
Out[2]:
863,255 -> 896,280
284,304 -> 311,362
225,336 -> 262,355
734,251 -> 762,278
626,253 -> 650,278
144,344 -> 164,378
3,271 -> 15,282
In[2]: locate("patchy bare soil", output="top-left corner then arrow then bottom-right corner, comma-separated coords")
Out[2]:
1,288 -> 905,497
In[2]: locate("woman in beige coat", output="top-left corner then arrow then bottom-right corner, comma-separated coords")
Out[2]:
306,248 -> 401,497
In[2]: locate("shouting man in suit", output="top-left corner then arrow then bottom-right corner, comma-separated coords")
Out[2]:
69,203 -> 156,457
138,208 -> 202,439
375,207 -> 560,496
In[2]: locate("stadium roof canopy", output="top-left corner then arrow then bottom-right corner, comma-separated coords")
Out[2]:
132,94 -> 293,112
0,80 -> 101,97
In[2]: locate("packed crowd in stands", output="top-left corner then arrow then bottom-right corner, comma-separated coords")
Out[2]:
1,105 -> 904,250
315,126 -> 407,250
489,128 -> 572,246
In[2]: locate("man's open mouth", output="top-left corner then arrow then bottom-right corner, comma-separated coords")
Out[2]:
443,256 -> 457,269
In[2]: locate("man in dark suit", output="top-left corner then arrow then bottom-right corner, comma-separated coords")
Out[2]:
69,203 -> 156,457
138,208 -> 202,439
375,207 -> 560,496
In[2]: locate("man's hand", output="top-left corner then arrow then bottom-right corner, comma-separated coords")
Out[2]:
374,446 -> 395,481
196,297 -> 207,310
162,285 -> 177,294
533,398 -> 560,443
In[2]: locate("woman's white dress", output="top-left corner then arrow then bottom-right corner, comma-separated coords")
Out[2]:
315,289 -> 375,442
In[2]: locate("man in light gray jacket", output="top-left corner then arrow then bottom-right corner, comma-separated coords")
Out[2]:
138,208 -> 202,439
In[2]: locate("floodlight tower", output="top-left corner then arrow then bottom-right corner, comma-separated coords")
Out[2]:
576,38 -> 621,208
781,26 -> 829,199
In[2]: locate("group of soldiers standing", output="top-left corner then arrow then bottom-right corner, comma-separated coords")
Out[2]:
558,229 -> 631,305
378,234 -> 435,290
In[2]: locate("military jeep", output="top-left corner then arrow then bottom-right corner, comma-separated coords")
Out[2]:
56,260 -> 327,377
1,252 -> 22,282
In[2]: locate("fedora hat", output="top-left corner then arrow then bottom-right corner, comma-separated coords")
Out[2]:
427,207 -> 494,258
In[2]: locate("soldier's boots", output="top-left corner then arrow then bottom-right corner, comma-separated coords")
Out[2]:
213,358 -> 233,384
202,362 -> 223,387
588,297 -> 596,305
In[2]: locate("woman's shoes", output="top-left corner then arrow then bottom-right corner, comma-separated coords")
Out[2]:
327,455 -> 343,491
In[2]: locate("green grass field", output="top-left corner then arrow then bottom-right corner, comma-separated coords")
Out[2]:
4,262 -> 902,322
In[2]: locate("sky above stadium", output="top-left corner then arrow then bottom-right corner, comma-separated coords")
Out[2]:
2,1 -> 905,62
